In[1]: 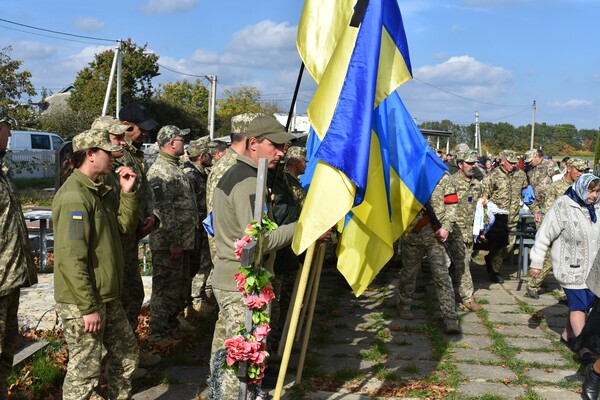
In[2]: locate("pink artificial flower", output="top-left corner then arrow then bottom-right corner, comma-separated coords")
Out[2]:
253,324 -> 271,342
234,272 -> 248,296
259,285 -> 276,304
250,350 -> 268,366
234,235 -> 253,260
245,294 -> 265,309
224,335 -> 261,365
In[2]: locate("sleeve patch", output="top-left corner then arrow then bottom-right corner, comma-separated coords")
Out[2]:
72,211 -> 83,220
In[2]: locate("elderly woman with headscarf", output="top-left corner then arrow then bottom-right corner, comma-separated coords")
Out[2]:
529,173 -> 600,365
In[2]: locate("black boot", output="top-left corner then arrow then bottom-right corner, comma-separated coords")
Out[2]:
582,364 -> 600,400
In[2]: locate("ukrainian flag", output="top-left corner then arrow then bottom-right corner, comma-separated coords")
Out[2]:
293,0 -> 447,296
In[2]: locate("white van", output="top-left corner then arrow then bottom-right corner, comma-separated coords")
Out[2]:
8,130 -> 65,152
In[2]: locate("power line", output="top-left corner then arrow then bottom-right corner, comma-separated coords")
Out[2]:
157,63 -> 208,80
0,18 -> 118,43
0,23 -> 114,46
412,76 -> 530,108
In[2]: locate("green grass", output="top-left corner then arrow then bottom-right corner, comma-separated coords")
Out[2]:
8,349 -> 65,398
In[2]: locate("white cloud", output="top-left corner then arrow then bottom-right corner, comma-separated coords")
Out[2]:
73,17 -> 105,31
548,99 -> 593,109
412,55 -> 513,101
139,0 -> 197,15
9,40 -> 57,60
451,24 -> 465,32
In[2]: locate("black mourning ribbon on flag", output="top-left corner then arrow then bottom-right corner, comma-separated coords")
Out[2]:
350,0 -> 369,27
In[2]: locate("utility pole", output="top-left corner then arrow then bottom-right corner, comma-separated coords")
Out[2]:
475,111 -> 481,156
102,40 -> 122,116
206,75 -> 217,140
530,100 -> 536,150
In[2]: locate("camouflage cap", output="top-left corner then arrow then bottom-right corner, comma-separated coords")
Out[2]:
567,157 -> 587,171
286,146 -> 307,161
524,149 -> 538,163
72,129 -> 122,152
499,149 -> 518,163
456,151 -> 478,163
187,136 -> 211,158
246,115 -> 294,144
91,115 -> 131,136
0,106 -> 17,127
231,113 -> 265,134
455,143 -> 470,153
156,125 -> 190,146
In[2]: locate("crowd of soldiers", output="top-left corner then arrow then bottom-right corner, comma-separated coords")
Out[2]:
1,100 -> 598,398
396,143 -> 590,336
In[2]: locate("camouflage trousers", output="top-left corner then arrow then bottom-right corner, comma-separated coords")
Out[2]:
0,289 -> 20,393
190,232 -> 214,305
488,222 -> 517,273
210,289 -> 271,399
119,234 -> 144,333
57,300 -> 139,400
396,227 -> 458,322
447,233 -> 475,303
149,250 -> 191,342
527,252 -> 553,291
210,289 -> 247,400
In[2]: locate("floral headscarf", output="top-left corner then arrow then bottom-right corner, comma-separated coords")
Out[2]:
565,173 -> 600,223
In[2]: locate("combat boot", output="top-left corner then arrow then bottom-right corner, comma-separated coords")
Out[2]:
444,319 -> 462,334
396,307 -> 414,320
461,299 -> 482,311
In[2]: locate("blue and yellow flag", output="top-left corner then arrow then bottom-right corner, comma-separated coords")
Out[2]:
293,0 -> 447,296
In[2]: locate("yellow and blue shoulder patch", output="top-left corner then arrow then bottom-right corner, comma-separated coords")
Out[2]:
72,211 -> 83,220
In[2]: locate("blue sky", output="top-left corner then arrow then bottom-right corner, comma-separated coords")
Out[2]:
0,0 -> 599,130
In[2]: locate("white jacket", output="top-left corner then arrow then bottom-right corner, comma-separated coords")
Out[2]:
529,195 -> 600,289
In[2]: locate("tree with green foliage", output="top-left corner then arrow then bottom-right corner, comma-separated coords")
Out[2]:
0,46 -> 36,122
69,39 -> 159,114
213,84 -> 284,137
150,79 -> 209,139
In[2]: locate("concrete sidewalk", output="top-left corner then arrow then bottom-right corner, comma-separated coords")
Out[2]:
17,255 -> 584,399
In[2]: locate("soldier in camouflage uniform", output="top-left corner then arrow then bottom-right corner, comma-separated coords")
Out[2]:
395,172 -> 461,334
526,157 -> 586,299
0,108 -> 37,394
117,104 -> 158,334
147,125 -> 198,344
284,145 -> 308,210
448,151 -> 484,311
206,113 -> 264,263
523,149 -> 560,224
481,149 -> 528,283
53,129 -> 139,400
208,116 -> 296,399
183,137 -> 215,312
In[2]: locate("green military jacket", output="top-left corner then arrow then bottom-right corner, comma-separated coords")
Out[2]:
53,169 -> 138,314
0,162 -> 37,297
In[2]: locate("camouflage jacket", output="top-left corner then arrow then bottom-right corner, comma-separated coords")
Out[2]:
526,158 -> 560,214
542,176 -> 571,215
0,161 -> 37,296
482,165 -> 527,226
283,169 -> 306,211
183,160 -> 209,220
117,141 -> 154,226
206,148 -> 237,214
450,171 -> 485,242
404,172 -> 457,237
148,151 -> 198,250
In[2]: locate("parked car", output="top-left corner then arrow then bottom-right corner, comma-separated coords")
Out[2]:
8,130 -> 65,152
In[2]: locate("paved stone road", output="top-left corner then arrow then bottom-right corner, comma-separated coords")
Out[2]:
17,254 -> 585,399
